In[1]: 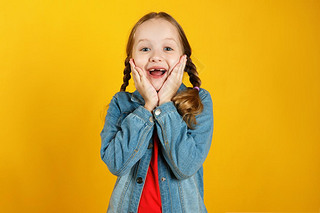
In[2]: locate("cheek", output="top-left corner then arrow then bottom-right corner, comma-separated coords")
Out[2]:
169,57 -> 181,69
132,57 -> 146,69
132,49 -> 146,67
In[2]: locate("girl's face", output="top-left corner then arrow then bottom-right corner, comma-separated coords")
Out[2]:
132,18 -> 184,91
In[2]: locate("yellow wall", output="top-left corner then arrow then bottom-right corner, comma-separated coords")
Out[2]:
0,0 -> 319,212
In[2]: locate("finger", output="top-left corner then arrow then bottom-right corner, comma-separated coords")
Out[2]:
179,55 -> 186,70
134,65 -> 145,78
181,55 -> 187,73
129,59 -> 136,72
168,56 -> 181,75
130,59 -> 145,78
176,55 -> 187,72
129,58 -> 134,69
169,61 -> 180,76
131,69 -> 140,84
129,59 -> 141,82
177,55 -> 187,81
129,59 -> 141,77
171,55 -> 185,77
129,59 -> 136,75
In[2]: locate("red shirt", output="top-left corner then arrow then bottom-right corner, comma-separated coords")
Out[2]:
138,131 -> 162,213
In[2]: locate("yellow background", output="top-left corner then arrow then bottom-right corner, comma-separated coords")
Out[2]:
0,0 -> 319,212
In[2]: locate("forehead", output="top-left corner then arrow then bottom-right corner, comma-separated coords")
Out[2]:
134,18 -> 180,43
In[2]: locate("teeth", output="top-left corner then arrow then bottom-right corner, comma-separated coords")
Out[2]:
149,69 -> 166,71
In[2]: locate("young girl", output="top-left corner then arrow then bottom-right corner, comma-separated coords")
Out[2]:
100,12 -> 214,213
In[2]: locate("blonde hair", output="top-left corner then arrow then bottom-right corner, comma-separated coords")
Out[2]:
120,12 -> 203,129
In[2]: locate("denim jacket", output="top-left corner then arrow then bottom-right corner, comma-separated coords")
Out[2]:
100,83 -> 214,213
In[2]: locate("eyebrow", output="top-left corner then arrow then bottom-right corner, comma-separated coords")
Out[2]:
137,38 -> 178,44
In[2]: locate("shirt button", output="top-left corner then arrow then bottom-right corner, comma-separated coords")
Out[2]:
154,109 -> 161,116
149,116 -> 153,122
161,177 -> 166,182
136,177 -> 143,184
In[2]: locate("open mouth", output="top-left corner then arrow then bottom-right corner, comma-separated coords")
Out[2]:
148,68 -> 167,76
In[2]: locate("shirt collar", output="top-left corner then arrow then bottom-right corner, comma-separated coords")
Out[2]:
130,83 -> 188,104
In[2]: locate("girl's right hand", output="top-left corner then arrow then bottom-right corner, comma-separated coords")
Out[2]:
129,58 -> 158,112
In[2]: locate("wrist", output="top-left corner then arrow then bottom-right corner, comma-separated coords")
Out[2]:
159,99 -> 171,106
144,103 -> 155,112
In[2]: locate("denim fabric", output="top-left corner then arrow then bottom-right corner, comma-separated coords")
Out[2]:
100,83 -> 214,213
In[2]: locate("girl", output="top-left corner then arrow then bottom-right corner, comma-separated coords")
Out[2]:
100,12 -> 214,213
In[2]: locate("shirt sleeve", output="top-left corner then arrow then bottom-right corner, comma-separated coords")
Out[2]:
153,89 -> 214,180
100,93 -> 155,176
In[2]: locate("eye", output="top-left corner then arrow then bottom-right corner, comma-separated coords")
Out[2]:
164,47 -> 173,51
140,47 -> 150,52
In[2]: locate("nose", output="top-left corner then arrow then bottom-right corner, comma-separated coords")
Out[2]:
149,50 -> 163,62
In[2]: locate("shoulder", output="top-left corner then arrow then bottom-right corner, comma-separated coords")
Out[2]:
108,91 -> 141,113
111,91 -> 133,103
107,91 -> 133,110
113,90 -> 144,104
198,87 -> 212,101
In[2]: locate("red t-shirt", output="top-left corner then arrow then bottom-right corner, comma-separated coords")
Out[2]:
138,131 -> 162,213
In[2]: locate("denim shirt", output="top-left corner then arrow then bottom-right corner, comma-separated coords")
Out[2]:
100,83 -> 214,213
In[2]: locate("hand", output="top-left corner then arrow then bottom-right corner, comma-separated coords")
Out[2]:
158,55 -> 187,106
129,58 -> 158,112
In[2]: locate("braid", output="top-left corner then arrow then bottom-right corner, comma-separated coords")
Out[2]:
120,57 -> 132,92
172,55 -> 204,129
185,56 -> 201,87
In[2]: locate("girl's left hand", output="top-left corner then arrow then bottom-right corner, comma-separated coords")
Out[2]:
158,54 -> 187,106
